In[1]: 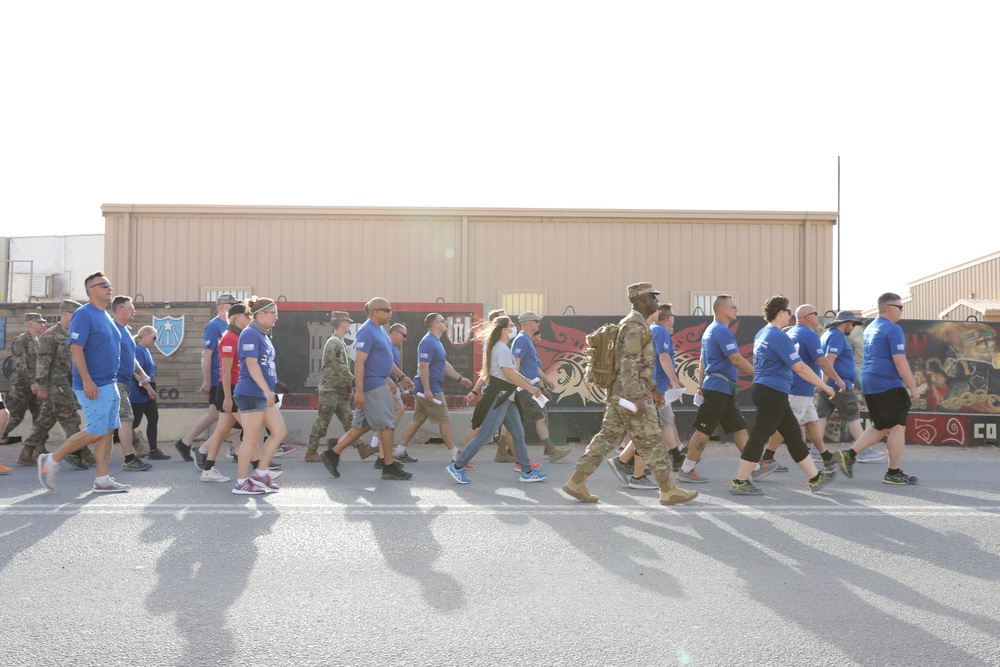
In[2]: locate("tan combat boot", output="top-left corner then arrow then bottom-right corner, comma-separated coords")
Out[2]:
16,446 -> 36,467
655,468 -> 698,506
494,444 -> 516,463
563,469 -> 599,503
304,447 -> 322,462
543,441 -> 573,462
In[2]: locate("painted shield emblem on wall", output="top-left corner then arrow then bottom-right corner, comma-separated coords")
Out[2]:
153,315 -> 185,357
446,316 -> 472,347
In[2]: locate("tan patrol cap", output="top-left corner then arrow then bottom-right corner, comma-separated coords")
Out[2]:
330,311 -> 353,323
24,312 -> 46,323
627,282 -> 660,300
61,299 -> 82,312
216,293 -> 239,305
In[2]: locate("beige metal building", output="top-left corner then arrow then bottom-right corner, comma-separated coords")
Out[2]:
874,249 -> 1000,321
102,204 -> 838,315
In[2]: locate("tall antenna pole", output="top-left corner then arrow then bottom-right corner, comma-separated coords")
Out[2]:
837,156 -> 841,311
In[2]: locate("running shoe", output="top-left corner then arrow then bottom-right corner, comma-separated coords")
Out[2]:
38,453 -> 58,490
193,446 -> 208,470
229,444 -> 238,463
64,452 -> 89,471
514,461 -> 543,472
381,462 -> 412,480
451,455 -> 475,471
446,463 -> 471,484
518,469 -> 549,483
883,470 -> 919,485
321,449 -> 340,478
395,451 -> 418,463
809,470 -> 836,493
835,449 -> 855,478
856,447 -> 887,463
174,438 -> 193,462
605,456 -> 631,485
249,470 -> 280,492
273,444 -> 296,458
147,449 -> 172,461
729,479 -> 763,495
0,461 -> 11,475
751,460 -> 781,480
374,458 -> 385,469
627,475 -> 658,490
676,468 -> 709,484
93,477 -> 130,493
232,479 -> 265,495
122,458 -> 152,472
264,468 -> 283,480
201,467 -> 231,483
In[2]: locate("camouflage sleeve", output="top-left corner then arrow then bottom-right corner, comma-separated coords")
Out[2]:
11,336 -> 30,385
35,335 -> 56,387
330,339 -> 354,392
617,324 -> 654,400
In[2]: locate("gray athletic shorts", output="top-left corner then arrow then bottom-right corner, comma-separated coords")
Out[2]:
351,383 -> 396,431
657,401 -> 675,426
816,386 -> 861,421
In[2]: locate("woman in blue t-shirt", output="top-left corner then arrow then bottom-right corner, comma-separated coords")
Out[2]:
232,297 -> 287,495
730,295 -> 837,496
129,326 -> 168,459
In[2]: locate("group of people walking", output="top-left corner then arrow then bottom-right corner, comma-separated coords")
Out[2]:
5,272 -> 921,503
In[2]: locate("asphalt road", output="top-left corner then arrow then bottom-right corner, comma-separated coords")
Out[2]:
2,443 -> 999,667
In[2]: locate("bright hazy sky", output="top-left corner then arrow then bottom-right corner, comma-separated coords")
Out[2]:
2,2 -> 996,310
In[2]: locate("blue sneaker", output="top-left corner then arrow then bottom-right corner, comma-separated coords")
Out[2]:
446,463 -> 471,484
519,469 -> 549,483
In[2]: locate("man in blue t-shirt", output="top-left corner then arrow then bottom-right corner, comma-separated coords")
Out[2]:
836,293 -> 921,485
38,272 -> 131,493
175,294 -> 238,461
760,305 -> 846,472
394,313 -> 473,463
111,296 -> 155,472
677,295 -> 756,484
322,297 -> 415,481
817,310 -> 877,461
511,312 -> 571,461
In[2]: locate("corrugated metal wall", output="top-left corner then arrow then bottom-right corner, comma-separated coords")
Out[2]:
104,206 -> 836,316
908,254 -> 1000,320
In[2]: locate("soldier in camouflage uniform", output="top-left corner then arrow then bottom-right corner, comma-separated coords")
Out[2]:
305,311 -> 357,462
3,312 -> 46,447
563,282 -> 698,506
20,301 -> 87,467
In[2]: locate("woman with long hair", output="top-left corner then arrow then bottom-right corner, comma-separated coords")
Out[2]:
231,297 -> 287,495
446,316 -> 547,484
129,325 -> 168,459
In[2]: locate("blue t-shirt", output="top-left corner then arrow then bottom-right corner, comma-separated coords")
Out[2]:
861,316 -> 906,394
511,331 -> 541,393
391,345 -> 402,385
234,325 -> 277,398
788,324 -> 824,397
752,324 -> 801,393
413,332 -> 447,395
69,303 -> 121,389
354,319 -> 394,392
651,323 -> 675,394
701,321 -> 740,394
820,327 -> 856,388
204,316 -> 228,388
115,322 -> 137,383
129,344 -> 155,404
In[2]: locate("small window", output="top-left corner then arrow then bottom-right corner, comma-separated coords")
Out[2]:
499,290 -> 546,317
691,291 -> 738,317
203,287 -> 252,303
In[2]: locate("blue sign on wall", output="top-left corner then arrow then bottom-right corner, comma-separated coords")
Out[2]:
0,317 -> 6,350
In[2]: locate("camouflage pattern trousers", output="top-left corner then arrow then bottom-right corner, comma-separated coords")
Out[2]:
308,394 -> 353,448
574,398 -> 670,476
24,388 -> 82,449
2,386 -> 41,440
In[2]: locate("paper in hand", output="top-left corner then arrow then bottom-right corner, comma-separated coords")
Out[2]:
618,398 -> 638,413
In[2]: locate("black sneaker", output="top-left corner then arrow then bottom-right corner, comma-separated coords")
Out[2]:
884,470 -> 919,485
395,451 -> 418,463
374,458 -> 385,469
381,461 -> 412,480
669,447 -> 686,472
193,446 -> 208,469
835,449 -> 855,479
321,449 -> 341,478
147,449 -> 172,461
64,452 -> 90,470
174,439 -> 192,462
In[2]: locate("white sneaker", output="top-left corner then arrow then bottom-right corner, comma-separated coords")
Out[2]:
201,467 -> 231,483
856,447 -> 887,463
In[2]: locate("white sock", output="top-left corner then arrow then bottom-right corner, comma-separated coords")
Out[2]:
95,475 -> 109,484
370,435 -> 379,447
449,447 -> 459,458
237,477 -> 247,485
393,445 -> 406,456
680,459 -> 696,473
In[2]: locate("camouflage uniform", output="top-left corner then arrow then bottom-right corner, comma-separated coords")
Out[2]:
307,332 -> 354,450
24,322 -> 82,451
573,308 -> 670,476
3,330 -> 42,440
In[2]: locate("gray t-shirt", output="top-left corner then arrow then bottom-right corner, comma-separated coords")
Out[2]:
489,341 -> 516,382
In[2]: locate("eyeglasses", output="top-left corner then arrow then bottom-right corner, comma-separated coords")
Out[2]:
88,282 -> 112,289
400,333 -> 407,339
373,308 -> 392,313
886,304 -> 904,311
803,312 -> 818,318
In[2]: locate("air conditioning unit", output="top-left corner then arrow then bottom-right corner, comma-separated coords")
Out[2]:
29,275 -> 49,297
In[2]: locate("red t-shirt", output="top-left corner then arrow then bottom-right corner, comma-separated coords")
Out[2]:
218,330 -> 241,386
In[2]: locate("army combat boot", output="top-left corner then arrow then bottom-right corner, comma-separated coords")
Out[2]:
16,446 -> 35,467
654,468 -> 698,505
304,447 -> 322,463
563,469 -> 599,503
543,440 -> 573,462
81,445 -> 96,465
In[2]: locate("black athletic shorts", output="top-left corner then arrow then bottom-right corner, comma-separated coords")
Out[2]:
864,387 -> 911,430
693,388 -> 748,436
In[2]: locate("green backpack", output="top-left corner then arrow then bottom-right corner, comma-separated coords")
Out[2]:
584,323 -> 621,389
